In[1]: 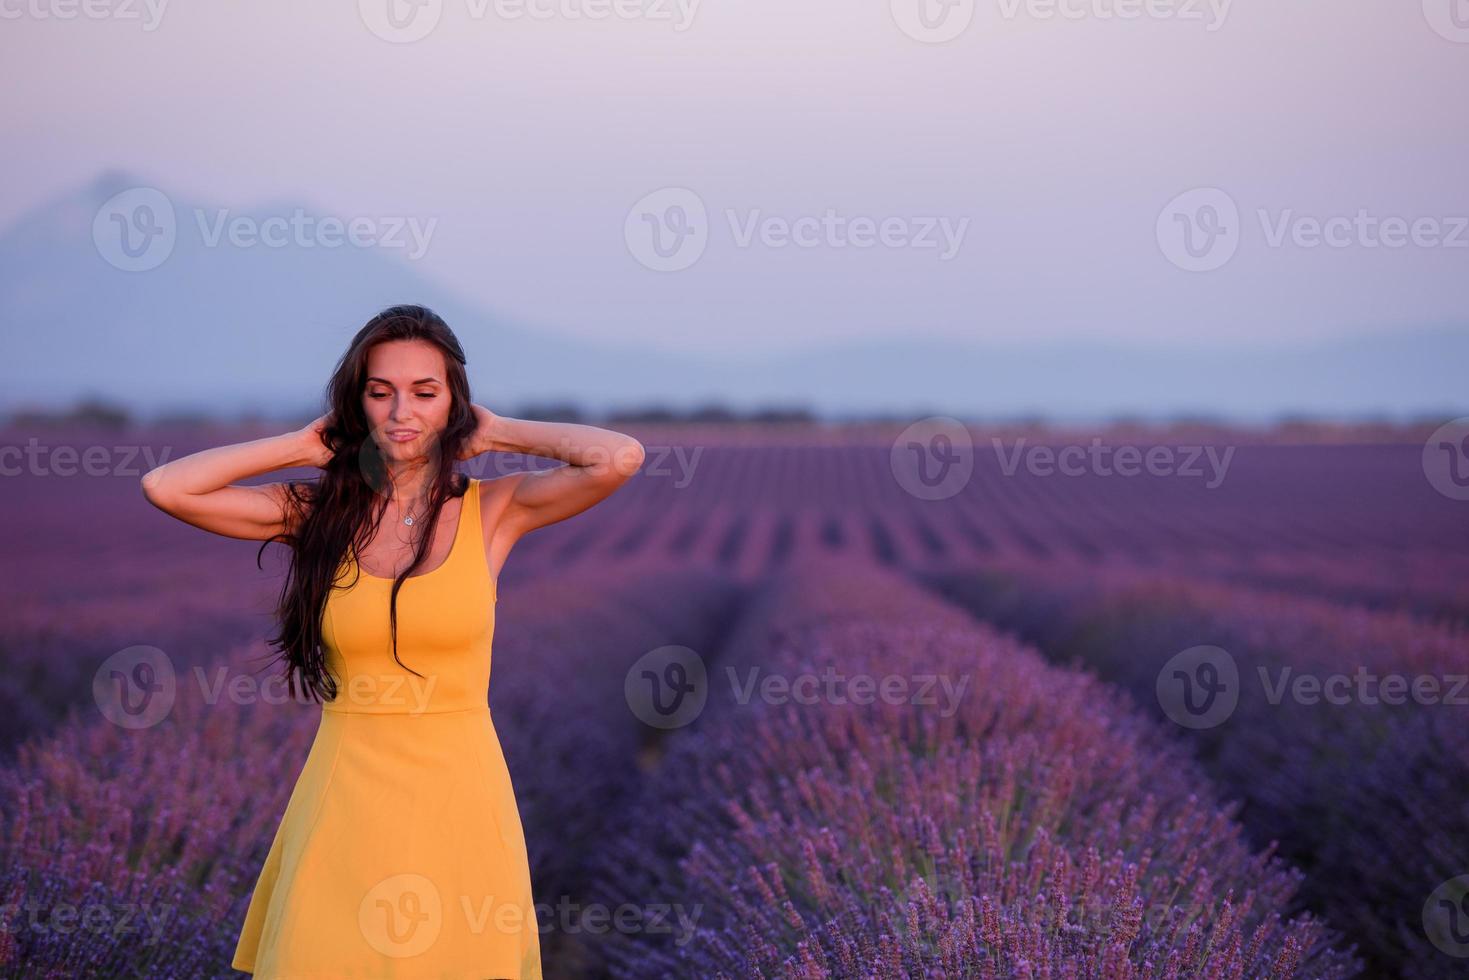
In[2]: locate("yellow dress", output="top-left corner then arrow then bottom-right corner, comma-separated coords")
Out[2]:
232,477 -> 543,978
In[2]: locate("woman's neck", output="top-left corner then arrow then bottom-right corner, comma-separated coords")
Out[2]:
382,461 -> 434,505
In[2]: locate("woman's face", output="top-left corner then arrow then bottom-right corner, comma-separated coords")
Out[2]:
362,339 -> 452,461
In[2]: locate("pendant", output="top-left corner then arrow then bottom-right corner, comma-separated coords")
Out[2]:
404,516 -> 414,526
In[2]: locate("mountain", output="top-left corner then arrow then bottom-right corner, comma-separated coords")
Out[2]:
0,168 -> 705,420
721,325 -> 1469,422
2,170 -> 1464,423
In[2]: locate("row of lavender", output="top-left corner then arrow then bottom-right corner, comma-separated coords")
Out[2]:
922,563 -> 1469,978
511,439 -> 1469,621
3,552 -> 1365,977
0,454 -> 300,752
585,556 -> 1358,976
5,434 -> 1467,752
6,505 -> 1463,760
0,546 -> 279,752
0,565 -> 740,976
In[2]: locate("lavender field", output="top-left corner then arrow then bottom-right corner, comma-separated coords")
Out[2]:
2,420 -> 1467,977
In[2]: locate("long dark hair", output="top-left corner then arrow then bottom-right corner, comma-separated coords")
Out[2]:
256,304 -> 477,704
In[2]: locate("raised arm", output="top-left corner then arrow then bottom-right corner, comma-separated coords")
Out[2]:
472,407 -> 645,542
139,414 -> 333,542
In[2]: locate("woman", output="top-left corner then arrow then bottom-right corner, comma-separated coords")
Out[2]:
140,304 -> 645,978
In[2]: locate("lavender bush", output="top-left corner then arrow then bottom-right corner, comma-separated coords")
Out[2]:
0,565 -> 740,977
924,565 -> 1469,978
589,556 -> 1359,977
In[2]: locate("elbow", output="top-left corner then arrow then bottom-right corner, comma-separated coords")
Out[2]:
614,439 -> 646,478
586,438 -> 645,482
140,468 -> 170,510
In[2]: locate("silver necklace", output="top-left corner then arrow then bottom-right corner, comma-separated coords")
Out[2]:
397,494 -> 424,527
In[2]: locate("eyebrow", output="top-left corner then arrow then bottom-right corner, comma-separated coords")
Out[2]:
366,377 -> 442,386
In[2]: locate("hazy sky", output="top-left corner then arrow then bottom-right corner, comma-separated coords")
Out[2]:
4,0 -> 1467,355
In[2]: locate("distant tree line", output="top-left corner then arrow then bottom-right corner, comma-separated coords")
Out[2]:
0,397 -> 824,429
3,397 -> 1458,433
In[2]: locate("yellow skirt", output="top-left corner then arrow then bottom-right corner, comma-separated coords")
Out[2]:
231,704 -> 543,979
